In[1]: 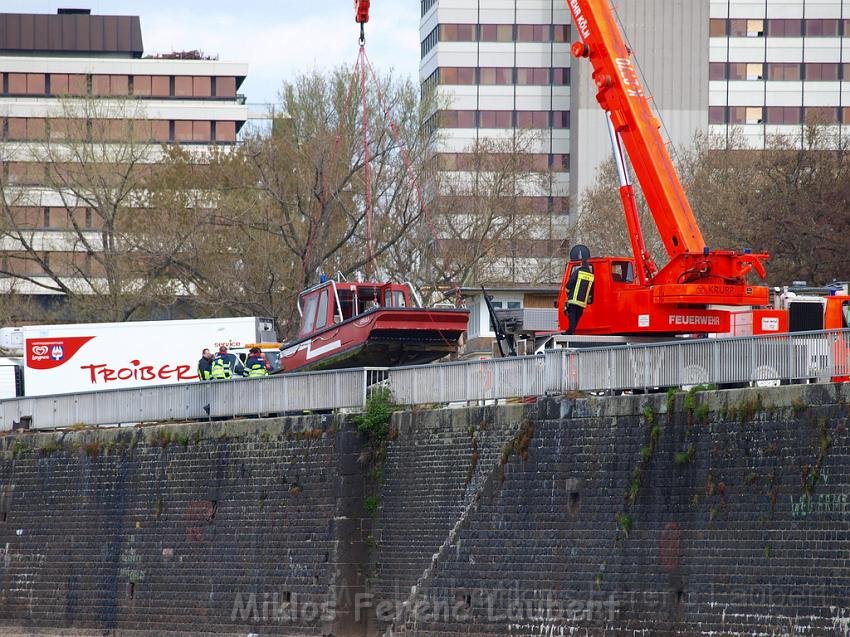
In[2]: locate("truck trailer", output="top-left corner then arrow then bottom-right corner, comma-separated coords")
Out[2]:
11,316 -> 276,397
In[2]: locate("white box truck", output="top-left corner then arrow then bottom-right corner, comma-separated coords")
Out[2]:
20,317 -> 276,397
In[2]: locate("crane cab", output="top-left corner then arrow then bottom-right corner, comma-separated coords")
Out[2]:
557,256 -> 732,336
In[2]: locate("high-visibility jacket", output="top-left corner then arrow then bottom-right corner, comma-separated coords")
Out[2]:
197,358 -> 213,380
245,356 -> 269,377
567,268 -> 595,308
210,357 -> 232,379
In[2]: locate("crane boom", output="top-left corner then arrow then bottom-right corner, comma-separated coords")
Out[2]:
568,0 -> 704,257
556,0 -> 771,336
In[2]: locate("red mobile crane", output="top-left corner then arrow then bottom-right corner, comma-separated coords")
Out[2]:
556,0 -> 771,336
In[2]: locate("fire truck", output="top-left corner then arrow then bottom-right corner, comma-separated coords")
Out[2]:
489,0 -> 849,382
554,0 -> 846,341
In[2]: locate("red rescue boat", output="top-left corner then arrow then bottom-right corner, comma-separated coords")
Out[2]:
279,279 -> 469,372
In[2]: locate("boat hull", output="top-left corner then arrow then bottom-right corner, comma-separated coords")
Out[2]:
280,307 -> 469,373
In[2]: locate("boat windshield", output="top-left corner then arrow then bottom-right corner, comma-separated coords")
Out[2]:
300,294 -> 319,335
384,289 -> 407,307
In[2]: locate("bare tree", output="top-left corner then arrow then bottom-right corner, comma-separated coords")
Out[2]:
149,67 -> 438,334
573,126 -> 849,286
406,133 -> 555,296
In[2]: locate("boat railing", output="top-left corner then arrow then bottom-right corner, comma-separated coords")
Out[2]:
404,281 -> 425,308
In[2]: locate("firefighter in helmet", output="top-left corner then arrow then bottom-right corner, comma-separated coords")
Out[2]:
564,257 -> 595,335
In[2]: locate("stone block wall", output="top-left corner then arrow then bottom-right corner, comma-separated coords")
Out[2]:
0,383 -> 848,636
0,416 -> 368,636
371,384 -> 850,636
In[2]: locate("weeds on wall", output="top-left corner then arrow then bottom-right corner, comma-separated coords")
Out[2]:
355,388 -> 398,574
498,419 -> 535,483
615,405 -> 661,538
801,416 -> 832,497
355,388 -> 395,445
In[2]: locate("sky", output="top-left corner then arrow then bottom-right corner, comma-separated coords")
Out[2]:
3,0 -> 422,105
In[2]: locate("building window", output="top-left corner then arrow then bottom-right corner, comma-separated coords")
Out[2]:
553,25 -> 570,42
479,67 -> 513,85
421,69 -> 438,98
43,208 -> 50,228
709,18 -> 727,37
805,63 -> 839,81
767,19 -> 802,37
552,111 -> 570,128
709,106 -> 726,124
804,107 -> 838,124
441,24 -> 477,42
516,68 -> 549,85
440,67 -> 475,85
174,76 -> 193,97
709,62 -> 726,80
767,63 -> 801,81
729,19 -> 748,37
516,24 -> 549,42
216,77 -> 236,97
728,63 -> 747,81
552,68 -> 570,85
728,107 -> 746,124
746,19 -> 764,37
479,24 -> 513,42
746,63 -> 764,80
805,19 -> 839,37
516,111 -> 549,128
440,110 -> 476,128
420,0 -> 436,17
479,111 -> 512,128
421,27 -> 438,57
92,74 -> 110,95
745,107 -> 764,124
550,154 -> 570,171
192,76 -> 211,97
766,107 -> 801,125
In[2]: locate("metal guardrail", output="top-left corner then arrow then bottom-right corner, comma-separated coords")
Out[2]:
0,368 -> 387,431
0,330 -> 847,431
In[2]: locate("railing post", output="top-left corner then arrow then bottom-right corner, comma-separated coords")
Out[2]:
712,338 -> 719,386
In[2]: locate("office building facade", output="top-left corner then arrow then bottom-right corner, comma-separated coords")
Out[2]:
0,9 -> 248,296
709,0 -> 850,147
420,0 -> 573,284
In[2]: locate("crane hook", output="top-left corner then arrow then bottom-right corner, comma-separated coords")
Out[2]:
355,0 -> 370,46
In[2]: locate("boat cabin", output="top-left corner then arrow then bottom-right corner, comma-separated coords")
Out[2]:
296,281 -> 419,337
